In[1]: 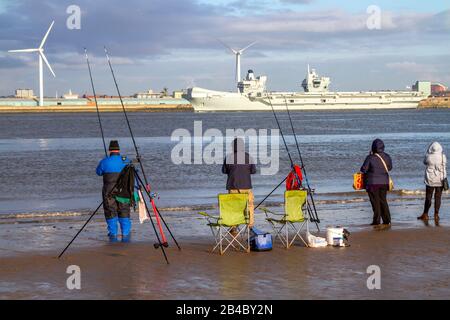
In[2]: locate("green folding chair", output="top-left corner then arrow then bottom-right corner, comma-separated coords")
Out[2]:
260,190 -> 309,248
198,193 -> 250,255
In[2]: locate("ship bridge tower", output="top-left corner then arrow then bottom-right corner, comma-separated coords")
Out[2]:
301,65 -> 331,93
238,69 -> 267,96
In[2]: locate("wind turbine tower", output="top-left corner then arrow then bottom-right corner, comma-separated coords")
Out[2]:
9,21 -> 56,106
218,40 -> 257,91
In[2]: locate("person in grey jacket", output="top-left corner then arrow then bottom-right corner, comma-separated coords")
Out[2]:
418,142 -> 447,221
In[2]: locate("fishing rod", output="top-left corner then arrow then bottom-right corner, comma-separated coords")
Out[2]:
104,46 -> 167,247
254,95 -> 298,210
59,165 -> 171,263
59,49 -> 174,262
254,176 -> 287,210
59,49 -> 111,259
85,48 -> 107,157
267,96 -> 320,231
283,96 -> 320,224
134,172 -> 181,250
104,47 -> 180,251
132,168 -> 169,263
58,202 -> 103,258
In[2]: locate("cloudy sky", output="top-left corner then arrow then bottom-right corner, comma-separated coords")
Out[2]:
0,0 -> 449,96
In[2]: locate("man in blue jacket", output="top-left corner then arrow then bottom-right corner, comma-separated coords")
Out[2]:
96,140 -> 132,242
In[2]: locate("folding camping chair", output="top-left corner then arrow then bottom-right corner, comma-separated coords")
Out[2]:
260,190 -> 309,248
198,193 -> 250,255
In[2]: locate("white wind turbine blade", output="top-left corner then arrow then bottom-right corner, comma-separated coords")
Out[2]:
39,51 -> 56,77
217,39 -> 237,54
39,20 -> 55,49
238,41 -> 257,54
8,48 -> 39,53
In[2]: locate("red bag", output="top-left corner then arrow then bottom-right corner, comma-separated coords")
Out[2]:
286,164 -> 304,190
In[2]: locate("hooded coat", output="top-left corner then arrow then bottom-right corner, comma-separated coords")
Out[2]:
424,142 -> 447,187
222,138 -> 256,190
360,139 -> 393,188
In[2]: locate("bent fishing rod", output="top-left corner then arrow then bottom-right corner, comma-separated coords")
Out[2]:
104,47 -> 180,251
283,96 -> 320,224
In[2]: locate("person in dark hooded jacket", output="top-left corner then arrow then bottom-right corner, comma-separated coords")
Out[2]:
360,139 -> 393,227
222,138 -> 257,227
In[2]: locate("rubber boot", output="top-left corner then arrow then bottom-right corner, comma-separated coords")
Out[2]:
119,217 -> 132,243
106,217 -> 119,242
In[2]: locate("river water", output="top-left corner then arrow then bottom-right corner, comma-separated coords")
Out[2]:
0,109 -> 449,223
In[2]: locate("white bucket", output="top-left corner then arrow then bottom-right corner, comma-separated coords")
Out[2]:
326,227 -> 344,247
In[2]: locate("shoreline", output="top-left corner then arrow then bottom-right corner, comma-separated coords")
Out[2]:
1,226 -> 449,299
1,188 -> 447,220
418,97 -> 450,109
0,104 -> 194,113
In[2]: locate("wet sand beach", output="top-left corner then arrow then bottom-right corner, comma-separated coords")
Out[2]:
1,224 -> 449,300
0,110 -> 449,300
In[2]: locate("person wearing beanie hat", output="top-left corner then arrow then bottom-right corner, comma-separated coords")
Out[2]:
109,140 -> 120,151
96,140 -> 132,242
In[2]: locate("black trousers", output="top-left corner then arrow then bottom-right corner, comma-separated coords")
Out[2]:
102,183 -> 130,220
367,186 -> 391,224
424,186 -> 443,215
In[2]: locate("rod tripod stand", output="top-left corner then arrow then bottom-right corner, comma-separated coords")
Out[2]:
254,95 -> 321,232
254,171 -> 320,232
58,164 -> 180,264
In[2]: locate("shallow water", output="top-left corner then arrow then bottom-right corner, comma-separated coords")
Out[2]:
0,110 -> 449,225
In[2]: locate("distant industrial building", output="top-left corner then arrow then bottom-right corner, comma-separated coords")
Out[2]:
431,83 -> 448,95
412,81 -> 432,97
172,91 -> 184,99
15,89 -> 35,99
134,89 -> 161,99
63,89 -> 79,100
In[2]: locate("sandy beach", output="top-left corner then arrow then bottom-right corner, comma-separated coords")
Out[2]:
0,110 -> 449,300
1,219 -> 449,300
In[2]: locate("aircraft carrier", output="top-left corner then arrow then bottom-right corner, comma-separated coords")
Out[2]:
186,67 -> 431,112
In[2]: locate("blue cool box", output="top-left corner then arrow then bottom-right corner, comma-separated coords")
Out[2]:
250,228 -> 273,251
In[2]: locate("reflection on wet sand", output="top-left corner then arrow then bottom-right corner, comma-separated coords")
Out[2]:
1,226 -> 450,300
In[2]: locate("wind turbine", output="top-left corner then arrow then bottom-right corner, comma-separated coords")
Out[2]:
218,40 -> 256,90
9,21 -> 56,106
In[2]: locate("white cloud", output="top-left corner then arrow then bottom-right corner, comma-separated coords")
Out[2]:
386,61 -> 430,73
0,0 -> 449,95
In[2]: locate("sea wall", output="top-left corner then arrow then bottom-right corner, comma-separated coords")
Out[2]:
418,97 -> 450,109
